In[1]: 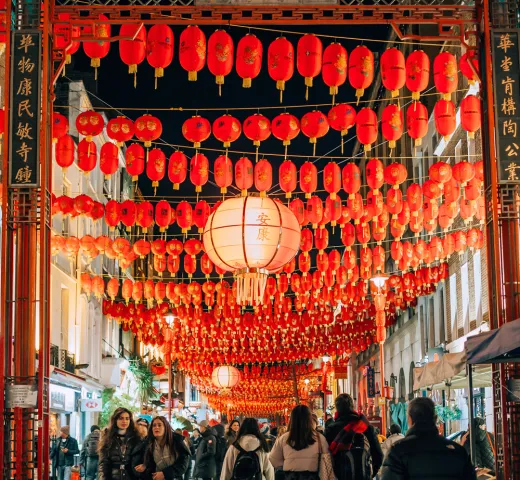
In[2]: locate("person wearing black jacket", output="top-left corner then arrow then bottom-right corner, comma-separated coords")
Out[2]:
135,416 -> 190,480
325,394 -> 383,478
463,417 -> 496,473
50,426 -> 80,480
98,407 -> 146,480
381,398 -> 477,480
193,421 -> 217,480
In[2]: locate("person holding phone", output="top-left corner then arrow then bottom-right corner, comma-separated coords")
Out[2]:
50,426 -> 80,480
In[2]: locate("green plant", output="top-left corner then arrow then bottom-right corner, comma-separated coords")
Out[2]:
127,354 -> 159,407
435,405 -> 462,423
99,388 -> 139,428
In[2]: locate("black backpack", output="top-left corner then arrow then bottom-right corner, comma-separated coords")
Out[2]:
334,431 -> 372,480
86,431 -> 100,457
215,434 -> 228,463
231,444 -> 262,480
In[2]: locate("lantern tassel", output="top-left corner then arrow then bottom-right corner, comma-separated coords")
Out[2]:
255,146 -> 259,163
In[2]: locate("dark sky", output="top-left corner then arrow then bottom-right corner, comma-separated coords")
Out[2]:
65,23 -> 391,201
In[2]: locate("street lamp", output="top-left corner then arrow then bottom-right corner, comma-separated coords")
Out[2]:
322,355 -> 331,364
304,378 -> 310,385
370,273 -> 389,290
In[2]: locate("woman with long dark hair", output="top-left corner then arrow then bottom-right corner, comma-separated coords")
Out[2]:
136,416 -> 191,480
98,407 -> 146,480
269,405 -> 333,480
220,418 -> 274,480
225,420 -> 241,448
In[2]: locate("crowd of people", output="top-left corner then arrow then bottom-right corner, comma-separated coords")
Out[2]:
53,394 -> 491,480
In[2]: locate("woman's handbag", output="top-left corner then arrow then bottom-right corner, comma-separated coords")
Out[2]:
317,435 -> 335,480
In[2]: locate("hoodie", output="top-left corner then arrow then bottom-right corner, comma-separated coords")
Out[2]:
220,435 -> 274,480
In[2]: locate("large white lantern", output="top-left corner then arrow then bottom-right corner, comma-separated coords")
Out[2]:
202,196 -> 301,305
211,365 -> 241,391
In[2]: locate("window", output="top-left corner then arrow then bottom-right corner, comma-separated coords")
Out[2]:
473,251 -> 482,324
461,263 -> 470,333
61,287 -> 69,351
429,297 -> 435,349
450,273 -> 457,339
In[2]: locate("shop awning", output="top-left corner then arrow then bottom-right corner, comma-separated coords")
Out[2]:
466,318 -> 520,364
413,352 -> 465,390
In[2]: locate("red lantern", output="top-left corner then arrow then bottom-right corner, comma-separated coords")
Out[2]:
236,34 -> 263,88
300,162 -> 318,199
120,199 -> 136,232
100,142 -> 119,179
126,143 -> 145,181
52,112 -> 69,143
381,48 -> 406,97
342,163 -> 361,199
323,162 -> 341,199
168,151 -> 187,190
328,104 -> 356,153
460,50 -> 479,85
254,159 -> 273,197
434,100 -> 457,140
290,198 -> 306,226
55,134 -> 75,171
106,116 -> 134,146
406,183 -> 423,215
268,37 -> 294,102
76,110 -> 104,142
366,158 -> 384,193
297,34 -> 323,99
434,51 -> 458,100
82,15 -> 111,78
119,24 -> 146,86
279,160 -> 297,199
301,110 -> 329,155
182,116 -> 211,148
307,196 -> 323,228
155,200 -> 171,232
105,200 -> 121,230
452,161 -> 475,187
406,50 -> 430,101
77,140 -> 97,174
176,201 -> 193,233
272,113 -> 300,149
194,200 -> 211,233
179,25 -> 206,81
146,148 -> 166,189
327,195 -> 342,227
190,153 -> 209,193
422,180 -> 442,200
213,115 -> 241,148
146,24 -> 174,88
429,161 -> 452,185
208,30 -> 234,95
356,108 -> 377,152
54,13 -> 80,65
235,156 -> 254,196
214,155 -> 233,194
135,114 -> 162,147
460,95 -> 482,139
406,101 -> 428,147
348,45 -> 374,101
137,202 -> 154,232
381,104 -> 403,150
385,163 -> 407,188
348,193 -> 364,224
322,42 -> 348,98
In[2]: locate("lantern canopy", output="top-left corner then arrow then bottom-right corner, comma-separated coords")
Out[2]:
202,196 -> 301,305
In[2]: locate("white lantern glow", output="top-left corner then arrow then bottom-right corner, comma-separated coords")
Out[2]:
211,365 -> 241,390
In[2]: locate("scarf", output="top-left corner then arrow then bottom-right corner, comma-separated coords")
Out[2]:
154,441 -> 177,472
329,415 -> 369,456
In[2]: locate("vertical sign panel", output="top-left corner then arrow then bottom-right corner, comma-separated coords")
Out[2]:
9,31 -> 41,187
492,30 -> 520,183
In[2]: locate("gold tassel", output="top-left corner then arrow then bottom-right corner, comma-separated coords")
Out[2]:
243,78 -> 252,88
188,70 -> 197,81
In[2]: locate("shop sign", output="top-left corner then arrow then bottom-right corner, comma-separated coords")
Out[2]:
367,415 -> 382,432
367,367 -> 376,398
333,366 -> 348,379
9,31 -> 41,187
80,398 -> 103,412
6,384 -> 38,408
491,30 -> 520,183
50,384 -> 76,412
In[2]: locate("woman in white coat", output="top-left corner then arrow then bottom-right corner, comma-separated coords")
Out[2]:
220,418 -> 274,480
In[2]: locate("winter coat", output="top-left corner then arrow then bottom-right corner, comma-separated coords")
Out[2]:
98,433 -> 146,480
381,433 -> 404,458
50,436 -> 80,468
380,424 -> 477,480
220,435 -> 274,480
80,430 -> 101,464
463,418 -> 495,472
194,428 -> 217,479
143,433 -> 191,480
192,436 -> 202,452
225,431 -> 237,449
269,432 -> 330,474
324,411 -> 384,476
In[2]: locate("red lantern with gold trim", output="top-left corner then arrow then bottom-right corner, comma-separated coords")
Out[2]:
381,104 -> 403,150
107,117 -> 134,146
406,50 -> 430,101
213,114 -> 241,148
76,110 -> 104,142
119,24 -> 147,87
307,196 -> 323,229
100,142 -> 119,179
179,25 -> 206,81
137,201 -> 154,232
176,201 -> 193,233
381,48 -> 406,97
299,162 -> 318,199
301,110 -> 329,155
182,116 -> 211,148
342,163 -> 361,199
235,156 -> 254,196
406,183 -> 423,215
268,37 -> 294,103
190,152 -> 209,193
384,162 -> 407,188
211,154 -> 232,194
236,34 -> 263,88
52,112 -> 69,143
460,95 -> 481,139
272,113 -> 300,150
194,200 -> 211,233
348,45 -> 374,102
297,34 -> 323,99
434,52 -> 458,100
460,50 -> 479,85
356,108 -> 377,152
168,151 -> 187,190
434,100 -> 456,140
126,143 -> 145,181
328,104 -> 356,153
146,148 -> 166,189
429,161 -> 452,186
208,30 -> 234,95
155,200 -> 171,232
135,114 -> 162,147
279,160 -> 297,199
366,158 -> 384,193
77,140 -> 97,174
121,199 -> 137,232
254,159 -> 273,197
243,113 -> 271,160
56,134 -> 75,171
452,161 -> 475,187
406,101 -> 428,147
82,15 -> 111,78
146,24 -> 174,88
322,42 -> 347,98
105,200 -> 121,230
323,162 -> 341,199
327,195 -> 342,227
54,13 -> 80,65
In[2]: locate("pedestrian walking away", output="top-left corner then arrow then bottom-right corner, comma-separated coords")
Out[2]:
80,425 -> 101,480
193,420 -> 218,480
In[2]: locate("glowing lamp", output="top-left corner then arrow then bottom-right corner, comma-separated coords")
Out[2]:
371,273 -> 389,290
212,365 -> 240,390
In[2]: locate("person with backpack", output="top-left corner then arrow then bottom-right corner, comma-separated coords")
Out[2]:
213,423 -> 228,479
80,425 -> 101,480
380,398 -> 476,480
193,421 -> 217,480
220,418 -> 274,480
269,405 -> 334,480
325,394 -> 383,480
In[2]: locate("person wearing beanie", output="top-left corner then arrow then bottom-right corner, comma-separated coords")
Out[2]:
79,425 -> 101,480
50,425 -> 79,480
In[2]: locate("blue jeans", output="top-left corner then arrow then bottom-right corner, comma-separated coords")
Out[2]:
57,466 -> 72,480
85,457 -> 99,480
